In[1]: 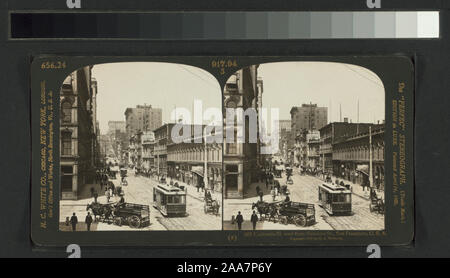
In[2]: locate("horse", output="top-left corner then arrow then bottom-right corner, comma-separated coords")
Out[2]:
86,202 -> 113,223
252,201 -> 278,221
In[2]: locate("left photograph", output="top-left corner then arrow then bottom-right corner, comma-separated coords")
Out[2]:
58,62 -> 223,231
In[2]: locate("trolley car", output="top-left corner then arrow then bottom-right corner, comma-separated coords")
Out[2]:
153,184 -> 187,217
318,183 -> 352,215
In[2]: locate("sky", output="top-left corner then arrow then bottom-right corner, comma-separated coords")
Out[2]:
89,61 -> 385,135
92,62 -> 221,134
258,61 -> 385,124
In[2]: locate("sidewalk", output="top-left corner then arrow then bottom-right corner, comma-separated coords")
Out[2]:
60,182 -> 122,222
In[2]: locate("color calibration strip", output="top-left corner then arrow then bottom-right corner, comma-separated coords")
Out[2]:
10,11 -> 440,39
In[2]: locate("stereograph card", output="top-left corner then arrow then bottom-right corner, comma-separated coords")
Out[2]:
30,55 -> 414,246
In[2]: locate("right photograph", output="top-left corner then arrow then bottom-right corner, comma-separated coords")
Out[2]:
222,61 -> 385,231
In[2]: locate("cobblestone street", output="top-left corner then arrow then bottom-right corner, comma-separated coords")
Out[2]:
224,170 -> 384,231
60,170 -> 222,231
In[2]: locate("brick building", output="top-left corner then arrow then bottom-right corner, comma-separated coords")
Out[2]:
60,66 -> 100,200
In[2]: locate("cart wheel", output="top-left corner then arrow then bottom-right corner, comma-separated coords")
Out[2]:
295,215 -> 307,227
128,215 -> 141,229
113,217 -> 122,226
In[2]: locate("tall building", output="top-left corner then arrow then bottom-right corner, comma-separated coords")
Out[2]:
278,120 -> 291,132
60,66 -> 100,200
108,121 -> 126,135
223,65 -> 262,199
290,103 -> 328,139
124,104 -> 162,139
278,120 -> 292,159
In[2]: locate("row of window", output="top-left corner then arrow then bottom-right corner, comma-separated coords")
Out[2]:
333,146 -> 384,161
167,148 -> 222,162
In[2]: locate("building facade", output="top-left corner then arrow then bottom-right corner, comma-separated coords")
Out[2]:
332,125 -> 385,190
60,66 -> 100,200
278,119 -> 292,160
153,123 -> 174,177
108,120 -> 126,135
167,125 -> 222,193
290,103 -> 328,143
141,131 -> 156,172
124,104 -> 162,139
319,121 -> 376,174
223,65 -> 262,199
306,130 -> 321,169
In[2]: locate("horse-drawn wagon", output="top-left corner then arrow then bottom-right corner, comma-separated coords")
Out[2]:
204,194 -> 220,216
277,202 -> 315,226
369,189 -> 385,214
86,202 -> 150,228
252,200 -> 316,227
112,203 -> 150,228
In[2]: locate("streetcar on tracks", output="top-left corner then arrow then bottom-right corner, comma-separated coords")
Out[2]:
318,183 -> 352,215
152,183 -> 187,217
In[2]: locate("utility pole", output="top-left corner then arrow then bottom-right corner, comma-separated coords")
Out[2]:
357,99 -> 360,134
203,127 -> 208,190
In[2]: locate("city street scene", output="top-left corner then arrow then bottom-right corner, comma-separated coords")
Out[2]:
222,62 -> 385,231
58,62 -> 223,231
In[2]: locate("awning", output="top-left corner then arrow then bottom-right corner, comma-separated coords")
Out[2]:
191,166 -> 204,177
356,165 -> 369,176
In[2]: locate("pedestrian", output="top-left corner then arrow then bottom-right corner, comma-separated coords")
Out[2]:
235,211 -> 244,231
106,188 -> 110,203
284,194 -> 291,203
258,190 -> 264,202
205,189 -> 212,201
265,173 -> 269,189
70,213 -> 78,231
259,170 -> 265,183
255,185 -> 261,197
250,211 -> 259,230
90,186 -> 95,197
93,191 -> 98,203
271,187 -> 276,201
85,212 -> 93,231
